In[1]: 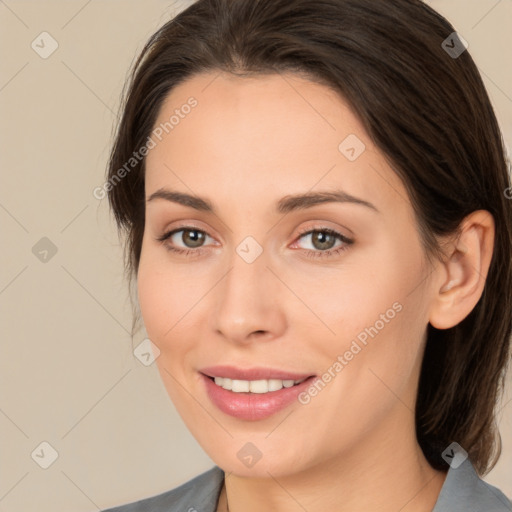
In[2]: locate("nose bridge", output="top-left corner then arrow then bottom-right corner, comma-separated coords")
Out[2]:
212,244 -> 285,343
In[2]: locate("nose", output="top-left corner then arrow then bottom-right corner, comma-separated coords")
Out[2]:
211,248 -> 287,346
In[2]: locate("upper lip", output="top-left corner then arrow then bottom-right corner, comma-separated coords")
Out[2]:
200,365 -> 314,381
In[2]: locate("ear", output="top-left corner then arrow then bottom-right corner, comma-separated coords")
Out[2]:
429,210 -> 495,330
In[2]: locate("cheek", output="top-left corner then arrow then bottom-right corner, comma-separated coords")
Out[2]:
137,265 -> 168,340
136,247 -> 211,378
304,245 -> 426,352
137,235 -> 191,321
309,239 -> 430,394
137,260 -> 194,404
136,248 -> 188,346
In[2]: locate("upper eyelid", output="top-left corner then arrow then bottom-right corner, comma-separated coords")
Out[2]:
296,225 -> 352,239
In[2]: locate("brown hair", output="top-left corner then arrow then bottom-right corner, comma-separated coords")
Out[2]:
107,0 -> 512,475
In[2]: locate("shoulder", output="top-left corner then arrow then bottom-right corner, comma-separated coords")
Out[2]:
433,458 -> 511,512
101,466 -> 224,512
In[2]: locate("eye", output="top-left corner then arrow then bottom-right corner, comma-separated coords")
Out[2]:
156,225 -> 353,259
293,227 -> 353,259
157,226 -> 215,255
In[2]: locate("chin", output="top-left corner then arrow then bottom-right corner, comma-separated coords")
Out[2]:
203,439 -> 312,479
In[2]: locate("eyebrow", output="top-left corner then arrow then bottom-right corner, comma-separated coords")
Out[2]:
146,188 -> 379,214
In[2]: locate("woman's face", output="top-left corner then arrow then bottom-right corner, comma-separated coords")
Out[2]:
138,71 -> 437,478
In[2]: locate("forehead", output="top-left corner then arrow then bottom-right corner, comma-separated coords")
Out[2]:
144,71 -> 407,215
151,71 -> 362,156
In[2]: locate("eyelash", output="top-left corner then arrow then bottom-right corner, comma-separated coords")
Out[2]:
156,225 -> 353,260
294,226 -> 353,259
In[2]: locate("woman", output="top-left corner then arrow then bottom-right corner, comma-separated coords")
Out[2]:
102,0 -> 512,510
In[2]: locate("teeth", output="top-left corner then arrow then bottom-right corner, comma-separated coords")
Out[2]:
212,377 -> 306,393
232,379 -> 250,392
249,380 -> 268,393
268,379 -> 284,392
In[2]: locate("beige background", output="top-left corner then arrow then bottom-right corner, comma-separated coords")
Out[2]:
0,1 -> 511,510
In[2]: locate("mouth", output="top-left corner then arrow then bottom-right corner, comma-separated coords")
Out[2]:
199,366 -> 317,421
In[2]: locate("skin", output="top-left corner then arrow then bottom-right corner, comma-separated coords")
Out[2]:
137,71 -> 495,512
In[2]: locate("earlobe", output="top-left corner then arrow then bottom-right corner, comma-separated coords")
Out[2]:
429,210 -> 495,330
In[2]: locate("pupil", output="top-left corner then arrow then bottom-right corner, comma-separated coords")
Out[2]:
314,231 -> 335,250
185,230 -> 204,248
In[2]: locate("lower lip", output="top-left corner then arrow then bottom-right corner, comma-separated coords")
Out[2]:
201,373 -> 316,421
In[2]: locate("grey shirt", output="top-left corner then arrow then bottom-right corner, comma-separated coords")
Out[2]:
103,458 -> 512,511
